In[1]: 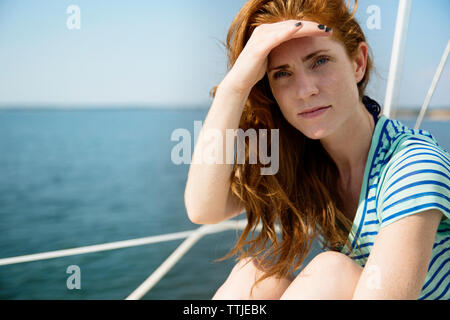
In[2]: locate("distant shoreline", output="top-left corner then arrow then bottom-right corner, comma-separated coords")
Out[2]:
393,109 -> 450,121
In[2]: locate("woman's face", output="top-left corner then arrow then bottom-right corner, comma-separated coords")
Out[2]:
267,36 -> 367,140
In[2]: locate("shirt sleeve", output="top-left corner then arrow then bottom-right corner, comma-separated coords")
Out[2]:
377,137 -> 450,229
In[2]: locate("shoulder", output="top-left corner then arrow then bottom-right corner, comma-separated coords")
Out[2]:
375,117 -> 450,179
384,134 -> 450,180
376,129 -> 450,228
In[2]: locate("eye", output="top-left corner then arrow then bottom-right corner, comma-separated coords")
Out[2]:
273,70 -> 290,79
312,56 -> 330,69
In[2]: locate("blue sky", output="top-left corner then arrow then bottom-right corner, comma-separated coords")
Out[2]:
0,0 -> 449,108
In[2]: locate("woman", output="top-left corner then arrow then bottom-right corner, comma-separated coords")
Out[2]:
184,0 -> 449,299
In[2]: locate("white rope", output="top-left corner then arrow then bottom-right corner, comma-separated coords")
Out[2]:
414,40 -> 450,130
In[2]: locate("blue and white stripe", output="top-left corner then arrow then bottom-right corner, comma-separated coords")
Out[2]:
342,115 -> 450,300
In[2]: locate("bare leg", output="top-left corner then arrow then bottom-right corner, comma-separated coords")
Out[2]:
212,258 -> 293,300
280,251 -> 363,300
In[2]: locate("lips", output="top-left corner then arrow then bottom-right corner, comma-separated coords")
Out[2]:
300,105 -> 331,115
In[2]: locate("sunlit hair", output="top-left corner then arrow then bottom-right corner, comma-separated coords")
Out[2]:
214,0 -> 371,295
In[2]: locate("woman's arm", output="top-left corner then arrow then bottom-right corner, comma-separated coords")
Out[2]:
185,20 -> 332,225
184,80 -> 250,225
353,209 -> 443,299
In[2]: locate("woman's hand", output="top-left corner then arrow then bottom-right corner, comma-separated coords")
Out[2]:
222,20 -> 333,94
185,21 -> 332,225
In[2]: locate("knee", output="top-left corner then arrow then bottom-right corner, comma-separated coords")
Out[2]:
212,258 -> 258,300
301,251 -> 361,278
280,251 -> 363,300
229,257 -> 260,281
212,258 -> 292,300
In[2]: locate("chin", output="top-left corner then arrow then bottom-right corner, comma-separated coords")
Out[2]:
297,125 -> 330,140
287,112 -> 334,140
304,132 -> 326,140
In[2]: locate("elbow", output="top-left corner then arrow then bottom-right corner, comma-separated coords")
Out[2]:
185,207 -> 217,225
184,192 -> 209,225
184,194 -> 222,225
185,182 -> 228,225
185,207 -> 204,225
185,207 -> 220,225
184,183 -> 202,224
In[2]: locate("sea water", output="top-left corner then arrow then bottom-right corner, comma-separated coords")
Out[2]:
0,108 -> 448,299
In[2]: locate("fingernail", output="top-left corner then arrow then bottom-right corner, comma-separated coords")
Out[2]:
317,24 -> 326,30
325,26 -> 332,32
295,21 -> 302,27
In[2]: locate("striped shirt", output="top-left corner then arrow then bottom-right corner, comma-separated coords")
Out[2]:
340,114 -> 450,300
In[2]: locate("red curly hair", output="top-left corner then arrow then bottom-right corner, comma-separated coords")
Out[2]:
215,0 -> 372,293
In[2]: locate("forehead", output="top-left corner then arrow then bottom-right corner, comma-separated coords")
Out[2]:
268,36 -> 344,66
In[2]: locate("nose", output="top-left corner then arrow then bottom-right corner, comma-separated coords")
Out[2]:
294,72 -> 319,100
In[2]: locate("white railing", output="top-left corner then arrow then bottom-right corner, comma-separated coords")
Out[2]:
414,39 -> 450,130
383,0 -> 412,118
126,219 -> 251,300
0,230 -> 194,266
0,218 -> 252,299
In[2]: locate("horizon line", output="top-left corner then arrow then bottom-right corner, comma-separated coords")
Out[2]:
0,104 -> 449,111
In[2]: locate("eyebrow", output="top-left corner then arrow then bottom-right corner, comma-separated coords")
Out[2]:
268,49 -> 331,73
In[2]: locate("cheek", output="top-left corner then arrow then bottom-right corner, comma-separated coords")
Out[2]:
269,82 -> 284,101
269,85 -> 289,111
272,89 -> 294,120
320,67 -> 359,103
267,89 -> 293,127
319,68 -> 345,92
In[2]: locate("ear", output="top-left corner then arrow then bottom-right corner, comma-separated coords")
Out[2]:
353,42 -> 368,83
